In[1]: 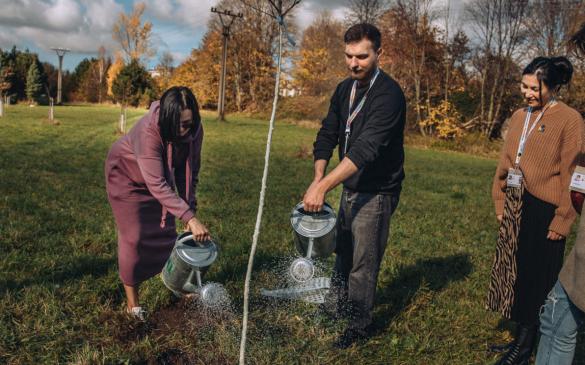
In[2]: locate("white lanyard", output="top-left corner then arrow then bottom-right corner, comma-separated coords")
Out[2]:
514,101 -> 553,167
343,68 -> 380,154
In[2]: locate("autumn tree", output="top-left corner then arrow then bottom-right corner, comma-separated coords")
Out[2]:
107,53 -> 125,98
172,0 -> 285,112
346,0 -> 388,25
294,11 -> 346,96
523,0 -> 584,57
466,0 -> 528,136
112,2 -> 155,63
98,46 -> 107,103
70,58 -> 109,103
379,0 -> 444,132
155,51 -> 175,93
0,64 -> 14,104
171,32 -> 221,109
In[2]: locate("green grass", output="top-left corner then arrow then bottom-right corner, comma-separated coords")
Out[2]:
0,104 -> 583,364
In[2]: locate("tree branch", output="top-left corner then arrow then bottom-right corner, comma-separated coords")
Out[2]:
240,0 -> 276,18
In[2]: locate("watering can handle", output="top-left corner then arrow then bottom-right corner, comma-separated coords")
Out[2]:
177,233 -> 213,247
297,201 -> 326,216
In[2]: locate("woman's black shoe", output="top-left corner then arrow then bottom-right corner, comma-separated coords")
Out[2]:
494,346 -> 531,365
488,340 -> 514,354
494,324 -> 536,365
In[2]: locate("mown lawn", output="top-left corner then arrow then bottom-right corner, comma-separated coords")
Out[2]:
0,104 -> 583,364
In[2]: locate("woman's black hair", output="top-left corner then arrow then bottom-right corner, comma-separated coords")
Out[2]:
158,86 -> 201,143
522,56 -> 573,104
569,21 -> 585,57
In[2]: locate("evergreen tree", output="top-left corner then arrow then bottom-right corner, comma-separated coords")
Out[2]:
112,59 -> 154,107
25,62 -> 41,103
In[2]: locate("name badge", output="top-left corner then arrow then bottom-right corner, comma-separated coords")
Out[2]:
507,168 -> 523,188
570,166 -> 585,193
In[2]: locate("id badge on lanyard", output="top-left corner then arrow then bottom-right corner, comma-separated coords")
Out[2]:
506,102 -> 551,188
343,69 -> 381,155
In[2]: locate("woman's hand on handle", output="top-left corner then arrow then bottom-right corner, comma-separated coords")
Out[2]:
187,217 -> 211,243
547,230 -> 564,241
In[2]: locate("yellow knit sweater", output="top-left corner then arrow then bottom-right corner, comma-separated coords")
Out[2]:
492,101 -> 585,236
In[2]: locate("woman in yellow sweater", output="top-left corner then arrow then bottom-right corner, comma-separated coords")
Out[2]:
488,57 -> 584,365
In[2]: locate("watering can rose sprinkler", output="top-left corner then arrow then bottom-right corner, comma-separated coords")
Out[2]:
161,232 -> 228,308
289,202 -> 337,282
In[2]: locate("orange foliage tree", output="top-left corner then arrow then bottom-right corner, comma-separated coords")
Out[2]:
293,12 -> 346,96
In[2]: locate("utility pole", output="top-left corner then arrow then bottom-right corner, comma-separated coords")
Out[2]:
51,47 -> 70,104
211,7 -> 242,121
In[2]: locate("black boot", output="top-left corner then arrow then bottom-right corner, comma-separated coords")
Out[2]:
488,339 -> 515,354
494,324 -> 537,365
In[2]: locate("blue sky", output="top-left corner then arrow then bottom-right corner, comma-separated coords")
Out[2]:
0,0 -> 353,71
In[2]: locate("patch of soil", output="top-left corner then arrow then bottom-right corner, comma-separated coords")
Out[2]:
106,297 -> 237,364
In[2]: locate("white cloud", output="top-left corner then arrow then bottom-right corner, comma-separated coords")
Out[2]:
0,0 -> 124,55
0,0 -> 84,32
141,0 -> 217,29
293,0 -> 348,30
45,0 -> 83,30
85,0 -> 125,33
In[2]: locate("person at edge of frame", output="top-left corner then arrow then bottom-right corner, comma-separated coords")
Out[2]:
487,54 -> 584,364
302,23 -> 406,349
105,86 -> 211,321
534,21 -> 585,365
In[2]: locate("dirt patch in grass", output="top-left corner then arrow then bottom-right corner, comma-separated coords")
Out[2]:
106,297 -> 238,364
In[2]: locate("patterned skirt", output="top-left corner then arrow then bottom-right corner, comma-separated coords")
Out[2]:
487,185 -> 524,318
487,187 -> 565,324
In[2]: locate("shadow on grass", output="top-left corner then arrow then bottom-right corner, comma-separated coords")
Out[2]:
0,255 -> 114,294
371,253 -> 473,335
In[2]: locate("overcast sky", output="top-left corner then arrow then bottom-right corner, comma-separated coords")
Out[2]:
0,0 -> 464,72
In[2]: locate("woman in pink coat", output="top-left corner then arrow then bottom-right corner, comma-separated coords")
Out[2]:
105,86 -> 210,319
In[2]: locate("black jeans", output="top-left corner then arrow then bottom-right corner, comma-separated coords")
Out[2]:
326,188 -> 399,332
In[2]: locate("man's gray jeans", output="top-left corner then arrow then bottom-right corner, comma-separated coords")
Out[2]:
325,188 -> 399,332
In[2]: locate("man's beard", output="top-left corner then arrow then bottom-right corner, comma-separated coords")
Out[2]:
350,67 -> 373,81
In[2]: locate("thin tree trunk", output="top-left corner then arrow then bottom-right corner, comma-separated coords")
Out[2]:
444,0 -> 451,103
415,77 -> 424,135
234,59 -> 243,112
486,75 -> 499,132
425,79 -> 432,135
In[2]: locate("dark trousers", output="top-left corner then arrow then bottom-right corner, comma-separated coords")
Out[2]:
326,188 -> 399,332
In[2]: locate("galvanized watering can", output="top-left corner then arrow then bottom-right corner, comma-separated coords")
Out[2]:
289,202 -> 337,282
162,232 -> 227,307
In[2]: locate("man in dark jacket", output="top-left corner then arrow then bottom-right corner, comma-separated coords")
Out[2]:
302,23 -> 406,349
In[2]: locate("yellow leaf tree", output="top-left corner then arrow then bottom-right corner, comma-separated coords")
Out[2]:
112,2 -> 155,63
293,12 -> 346,96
